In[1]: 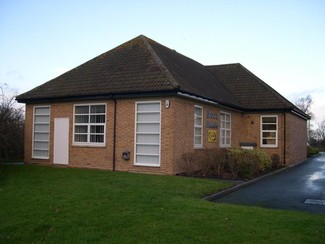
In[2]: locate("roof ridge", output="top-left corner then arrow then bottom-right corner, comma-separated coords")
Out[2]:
139,35 -> 180,89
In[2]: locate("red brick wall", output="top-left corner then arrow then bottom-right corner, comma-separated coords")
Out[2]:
239,113 -> 285,164
24,97 -> 308,175
285,112 -> 307,164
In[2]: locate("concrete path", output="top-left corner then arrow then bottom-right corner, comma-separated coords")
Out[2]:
214,152 -> 325,214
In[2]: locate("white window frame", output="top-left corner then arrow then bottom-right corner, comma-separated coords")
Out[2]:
134,101 -> 161,167
194,105 -> 203,148
260,115 -> 278,148
32,106 -> 50,159
73,103 -> 106,147
220,111 -> 231,147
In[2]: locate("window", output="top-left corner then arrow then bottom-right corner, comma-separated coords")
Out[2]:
220,112 -> 231,147
135,101 -> 161,166
261,115 -> 278,147
73,104 -> 106,146
33,106 -> 50,159
194,105 -> 203,148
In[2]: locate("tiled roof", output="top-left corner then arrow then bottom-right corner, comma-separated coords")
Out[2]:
206,63 -> 296,110
16,35 -> 239,107
16,35 -> 308,118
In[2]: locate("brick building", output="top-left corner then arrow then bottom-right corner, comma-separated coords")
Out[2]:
17,35 -> 309,175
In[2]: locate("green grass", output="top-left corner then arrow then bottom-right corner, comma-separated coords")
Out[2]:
1,165 -> 324,243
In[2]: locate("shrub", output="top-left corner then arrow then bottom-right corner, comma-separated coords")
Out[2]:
307,146 -> 319,157
180,148 -> 227,177
226,148 -> 272,179
180,148 -> 272,179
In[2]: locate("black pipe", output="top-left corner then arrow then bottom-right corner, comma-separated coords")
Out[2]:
112,98 -> 117,171
283,111 -> 286,165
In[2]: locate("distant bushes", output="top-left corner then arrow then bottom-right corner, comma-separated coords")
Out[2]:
180,148 -> 272,179
307,146 -> 319,157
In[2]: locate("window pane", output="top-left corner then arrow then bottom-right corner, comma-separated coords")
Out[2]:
263,117 -> 276,123
136,145 -> 159,154
136,134 -> 159,144
194,136 -> 202,145
226,122 -> 231,129
136,155 -> 159,164
75,125 -> 88,133
35,115 -> 50,123
263,139 -> 276,145
75,106 -> 89,114
34,141 -> 49,149
34,132 -> 49,141
35,107 -> 50,115
195,107 -> 202,116
137,113 -> 160,122
195,116 -> 202,126
226,138 -> 231,145
34,124 -> 49,132
194,127 -> 202,136
75,115 -> 89,123
90,115 -> 105,123
33,149 -> 49,158
75,134 -> 87,142
91,105 -> 105,113
263,132 -> 276,138
90,135 -> 104,143
90,125 -> 104,133
262,124 -> 276,130
137,123 -> 159,133
137,103 -> 160,112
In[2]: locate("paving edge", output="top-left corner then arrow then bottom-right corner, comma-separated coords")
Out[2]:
203,153 -> 322,201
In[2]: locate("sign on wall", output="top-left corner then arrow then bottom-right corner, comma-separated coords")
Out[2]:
206,111 -> 218,128
208,130 -> 217,142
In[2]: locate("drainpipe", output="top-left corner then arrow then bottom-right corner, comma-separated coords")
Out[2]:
112,97 -> 117,171
283,111 -> 286,165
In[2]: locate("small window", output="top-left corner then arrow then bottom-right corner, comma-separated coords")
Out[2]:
73,104 -> 106,146
220,112 -> 231,147
33,106 -> 50,159
194,105 -> 203,148
261,115 -> 278,147
135,101 -> 161,167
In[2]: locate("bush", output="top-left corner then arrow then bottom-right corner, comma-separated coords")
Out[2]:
226,148 -> 272,179
180,148 -> 272,180
307,146 -> 319,157
180,148 -> 227,177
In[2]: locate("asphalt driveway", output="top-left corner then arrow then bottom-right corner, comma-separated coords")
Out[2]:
214,152 -> 325,214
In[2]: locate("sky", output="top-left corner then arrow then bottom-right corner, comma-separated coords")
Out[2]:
1,0 -> 324,124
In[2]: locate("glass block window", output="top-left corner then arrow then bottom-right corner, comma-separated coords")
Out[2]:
74,104 -> 106,146
220,112 -> 231,147
261,115 -> 278,147
135,101 -> 161,166
194,105 -> 203,148
33,106 -> 50,159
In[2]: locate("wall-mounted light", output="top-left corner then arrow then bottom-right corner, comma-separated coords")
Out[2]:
165,99 -> 170,109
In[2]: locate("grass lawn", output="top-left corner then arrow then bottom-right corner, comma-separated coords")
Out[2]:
1,165 -> 324,243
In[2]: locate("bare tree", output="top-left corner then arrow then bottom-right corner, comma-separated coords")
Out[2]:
0,84 -> 24,161
295,95 -> 314,119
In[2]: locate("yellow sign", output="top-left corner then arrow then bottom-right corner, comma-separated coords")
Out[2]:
208,130 -> 217,142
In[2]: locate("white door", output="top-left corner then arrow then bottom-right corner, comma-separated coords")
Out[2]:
54,118 -> 69,165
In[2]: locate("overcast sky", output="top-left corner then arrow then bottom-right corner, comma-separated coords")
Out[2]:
1,0 -> 324,124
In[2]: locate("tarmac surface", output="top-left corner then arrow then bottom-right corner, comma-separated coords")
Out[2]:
213,152 -> 325,214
